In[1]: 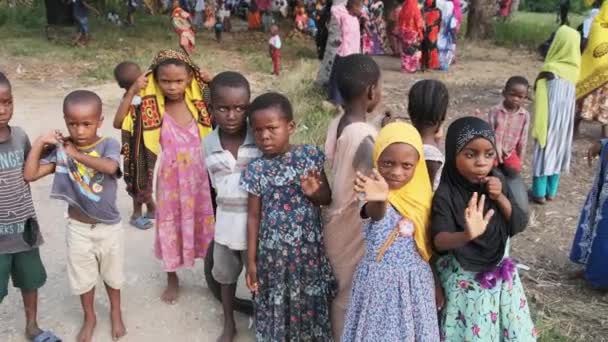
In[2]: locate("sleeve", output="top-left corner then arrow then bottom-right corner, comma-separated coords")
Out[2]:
240,160 -> 262,196
22,130 -> 32,158
311,145 -> 326,171
40,146 -> 58,165
352,135 -> 375,175
430,190 -> 458,238
102,138 -> 122,164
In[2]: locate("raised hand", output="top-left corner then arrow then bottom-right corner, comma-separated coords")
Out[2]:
354,169 -> 389,202
301,169 -> 323,197
129,73 -> 149,95
483,176 -> 503,201
39,130 -> 63,146
464,192 -> 494,240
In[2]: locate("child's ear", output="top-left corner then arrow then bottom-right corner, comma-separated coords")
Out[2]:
287,120 -> 296,135
98,115 -> 104,129
367,84 -> 375,101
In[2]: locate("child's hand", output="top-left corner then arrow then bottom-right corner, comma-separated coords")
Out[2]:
483,176 -> 503,201
129,73 -> 149,95
62,140 -> 79,158
354,169 -> 389,202
301,169 -> 323,197
464,192 -> 494,240
38,130 -> 63,146
587,141 -> 602,167
246,263 -> 259,294
199,69 -> 212,83
434,282 -> 445,311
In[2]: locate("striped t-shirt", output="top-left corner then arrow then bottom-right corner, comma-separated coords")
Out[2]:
203,129 -> 261,250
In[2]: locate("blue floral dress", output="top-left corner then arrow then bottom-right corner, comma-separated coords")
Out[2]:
240,144 -> 336,341
342,206 -> 439,342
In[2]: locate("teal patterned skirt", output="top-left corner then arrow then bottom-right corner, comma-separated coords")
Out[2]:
436,254 -> 537,341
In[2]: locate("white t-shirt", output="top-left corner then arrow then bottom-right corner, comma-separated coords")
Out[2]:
269,35 -> 282,49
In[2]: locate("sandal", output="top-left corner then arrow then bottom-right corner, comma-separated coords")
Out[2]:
130,216 -> 153,230
532,197 -> 546,205
32,330 -> 62,342
144,212 -> 155,220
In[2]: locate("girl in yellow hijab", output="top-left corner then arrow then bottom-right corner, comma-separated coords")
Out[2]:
342,122 -> 440,341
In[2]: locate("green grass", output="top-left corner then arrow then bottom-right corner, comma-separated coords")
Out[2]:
493,11 -> 584,48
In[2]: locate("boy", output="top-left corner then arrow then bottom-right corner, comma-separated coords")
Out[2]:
203,72 -> 261,342
24,90 -> 126,342
112,61 -> 156,230
0,73 -> 60,342
72,0 -> 100,46
487,76 -> 530,174
269,24 -> 282,76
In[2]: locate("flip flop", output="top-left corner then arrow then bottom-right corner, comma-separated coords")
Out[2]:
144,212 -> 155,220
32,330 -> 62,342
130,216 -> 153,230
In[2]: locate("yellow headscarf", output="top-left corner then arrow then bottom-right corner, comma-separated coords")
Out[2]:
372,122 -> 434,261
121,49 -> 212,156
533,26 -> 581,148
577,1 -> 608,99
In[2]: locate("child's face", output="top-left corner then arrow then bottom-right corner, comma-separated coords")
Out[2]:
211,86 -> 250,135
64,103 -> 103,146
270,25 -> 279,35
121,65 -> 143,90
455,138 -> 496,184
502,83 -> 528,111
377,142 -> 419,190
156,64 -> 192,102
0,84 -> 13,129
250,107 -> 295,157
348,2 -> 363,17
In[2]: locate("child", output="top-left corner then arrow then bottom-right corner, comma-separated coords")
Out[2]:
215,0 -> 231,42
125,0 -> 138,26
323,53 -> 381,340
0,73 -> 60,342
531,26 -> 581,204
487,76 -> 530,175
241,92 -> 335,341
112,61 -> 156,230
328,0 -> 364,105
72,0 -> 100,46
172,0 -> 196,55
269,24 -> 282,76
408,79 -> 448,191
24,90 -> 126,342
343,122 -> 439,340
431,116 -> 536,341
124,49 -> 215,303
203,72 -> 261,342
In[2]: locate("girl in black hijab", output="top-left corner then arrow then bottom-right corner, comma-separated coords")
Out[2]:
430,117 -> 537,341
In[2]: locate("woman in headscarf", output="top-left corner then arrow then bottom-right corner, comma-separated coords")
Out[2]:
422,0 -> 441,70
531,26 -> 581,204
575,1 -> 608,137
437,0 -> 457,70
398,0 -> 424,73
431,116 -> 536,341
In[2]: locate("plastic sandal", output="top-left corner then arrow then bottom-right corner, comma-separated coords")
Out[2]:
130,216 -> 153,230
32,330 -> 62,342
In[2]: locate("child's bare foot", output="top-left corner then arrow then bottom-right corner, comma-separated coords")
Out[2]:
24,321 -> 43,340
161,272 -> 179,304
110,309 -> 127,341
217,321 -> 236,342
77,315 -> 97,342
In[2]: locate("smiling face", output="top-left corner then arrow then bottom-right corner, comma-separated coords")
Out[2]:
211,86 -> 250,135
250,106 -> 295,157
0,84 -> 13,129
155,63 -> 192,102
455,137 -> 496,184
64,102 -> 103,146
377,142 -> 420,190
503,83 -> 528,111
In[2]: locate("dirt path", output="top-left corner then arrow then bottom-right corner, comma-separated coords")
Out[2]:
2,39 -> 608,341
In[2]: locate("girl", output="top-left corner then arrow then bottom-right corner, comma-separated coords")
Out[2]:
570,139 -> 608,288
531,26 -> 581,204
323,53 -> 381,340
241,93 -> 335,341
123,49 -> 215,304
342,122 -> 439,341
398,0 -> 424,73
422,0 -> 441,70
171,0 -> 196,55
432,117 -> 536,341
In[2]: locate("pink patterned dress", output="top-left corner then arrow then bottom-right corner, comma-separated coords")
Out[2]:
154,113 -> 214,272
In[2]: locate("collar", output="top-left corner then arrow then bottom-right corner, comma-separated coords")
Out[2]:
207,127 -> 256,153
499,102 -> 526,116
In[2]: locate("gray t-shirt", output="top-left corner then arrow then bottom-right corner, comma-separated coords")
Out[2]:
0,126 -> 42,254
41,137 -> 122,224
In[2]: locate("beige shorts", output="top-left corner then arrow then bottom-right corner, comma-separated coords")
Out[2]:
66,219 -> 124,295
212,243 -> 247,285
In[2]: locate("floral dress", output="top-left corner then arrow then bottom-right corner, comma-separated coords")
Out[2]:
240,144 -> 336,341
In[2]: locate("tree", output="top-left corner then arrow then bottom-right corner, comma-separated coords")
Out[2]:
466,0 -> 498,39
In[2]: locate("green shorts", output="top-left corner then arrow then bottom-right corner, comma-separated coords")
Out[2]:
0,248 -> 47,302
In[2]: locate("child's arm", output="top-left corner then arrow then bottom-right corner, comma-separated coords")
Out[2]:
245,193 -> 261,293
23,132 -> 61,182
354,169 -> 388,221
516,113 -> 530,159
113,73 -> 148,129
485,176 -> 512,221
82,0 -> 101,15
63,141 -> 119,176
300,169 -> 332,206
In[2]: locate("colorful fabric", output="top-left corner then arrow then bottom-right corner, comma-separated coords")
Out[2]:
422,0 -> 441,70
570,139 -> 608,288
240,144 -> 335,341
487,103 -> 530,163
172,7 -> 196,55
333,4 -> 361,56
248,10 -> 262,30
373,122 -> 434,261
121,49 -> 212,203
436,254 -> 537,341
399,0 -> 424,72
154,113 -> 214,272
579,83 -> 608,124
367,0 -> 391,55
533,25 -> 581,148
342,206 -> 439,341
532,174 -> 560,199
437,0 -> 456,70
577,1 -> 608,99
451,0 -> 462,31
399,0 -> 424,42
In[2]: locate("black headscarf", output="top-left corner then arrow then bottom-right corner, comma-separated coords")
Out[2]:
430,117 -> 528,272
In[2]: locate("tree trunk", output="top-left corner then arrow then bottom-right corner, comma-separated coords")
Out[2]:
465,0 -> 498,40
